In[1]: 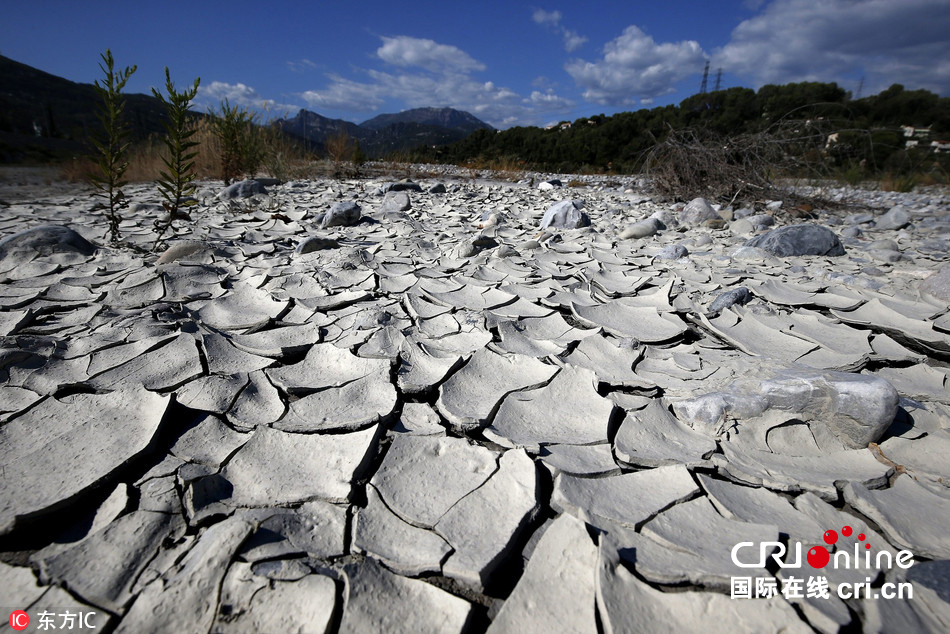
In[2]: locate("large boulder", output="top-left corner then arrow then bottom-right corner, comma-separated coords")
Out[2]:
744,224 -> 846,256
540,200 -> 590,229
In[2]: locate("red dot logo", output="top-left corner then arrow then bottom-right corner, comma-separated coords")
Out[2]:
9,610 -> 29,631
807,546 -> 830,568
823,530 -> 838,545
842,526 -> 853,537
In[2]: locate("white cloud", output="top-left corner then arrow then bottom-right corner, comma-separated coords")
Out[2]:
286,58 -> 317,73
377,35 -> 485,73
566,25 -> 706,106
532,9 -> 562,27
562,30 -> 588,53
196,81 -> 298,115
300,74 -> 384,112
533,8 -> 588,52
715,0 -> 950,95
299,35 -> 574,127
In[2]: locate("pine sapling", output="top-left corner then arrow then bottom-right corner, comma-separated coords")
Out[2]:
91,49 -> 137,243
152,67 -> 200,251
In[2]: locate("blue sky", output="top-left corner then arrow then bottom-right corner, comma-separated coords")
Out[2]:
3,0 -> 949,128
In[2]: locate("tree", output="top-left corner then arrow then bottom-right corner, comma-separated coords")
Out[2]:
90,49 -> 137,243
151,67 -> 200,251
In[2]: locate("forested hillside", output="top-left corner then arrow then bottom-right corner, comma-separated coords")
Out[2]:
411,82 -> 950,177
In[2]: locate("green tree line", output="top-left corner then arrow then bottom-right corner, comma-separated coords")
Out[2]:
410,82 -> 950,178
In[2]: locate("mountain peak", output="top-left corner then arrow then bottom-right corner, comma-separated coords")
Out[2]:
360,107 -> 494,133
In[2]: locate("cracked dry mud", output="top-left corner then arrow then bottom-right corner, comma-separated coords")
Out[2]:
1,168 -> 949,633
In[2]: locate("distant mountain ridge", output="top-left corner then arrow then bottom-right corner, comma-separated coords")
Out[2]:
0,54 -> 494,162
276,106 -> 494,157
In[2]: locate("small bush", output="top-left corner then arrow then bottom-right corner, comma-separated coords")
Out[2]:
90,49 -> 137,243
210,100 -> 260,184
151,67 -> 200,250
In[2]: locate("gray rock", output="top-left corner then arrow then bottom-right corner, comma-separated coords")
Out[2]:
540,200 -> 590,229
672,369 -> 899,450
841,226 -> 863,238
383,180 -> 423,193
295,236 -> 340,253
322,201 -> 362,227
339,558 -> 471,634
0,224 -> 96,262
680,197 -> 721,225
876,205 -> 912,230
0,389 -> 170,535
219,179 -> 266,199
656,244 -> 688,260
920,264 -> 950,301
745,224 -> 846,256
155,240 -> 212,264
619,217 -> 662,239
428,182 -> 447,194
488,513 -> 598,634
538,178 -> 563,190
708,286 -> 752,314
380,191 -> 412,213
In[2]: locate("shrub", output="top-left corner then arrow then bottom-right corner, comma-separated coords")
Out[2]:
151,67 -> 200,251
210,100 -> 260,184
90,49 -> 136,243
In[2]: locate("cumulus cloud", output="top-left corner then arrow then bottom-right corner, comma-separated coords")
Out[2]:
715,0 -> 950,95
533,8 -> 588,52
196,81 -> 297,114
300,35 -> 573,127
377,35 -> 485,73
566,25 -> 706,106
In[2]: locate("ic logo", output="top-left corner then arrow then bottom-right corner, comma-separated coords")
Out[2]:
9,610 -> 29,631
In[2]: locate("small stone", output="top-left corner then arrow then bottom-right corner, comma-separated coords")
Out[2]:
708,286 -> 752,315
322,201 -> 362,227
876,205 -> 911,230
619,218 -> 662,239
680,198 -> 721,225
219,179 -> 266,199
295,236 -> 340,253
540,200 -> 590,229
381,191 -> 412,213
656,244 -> 688,260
